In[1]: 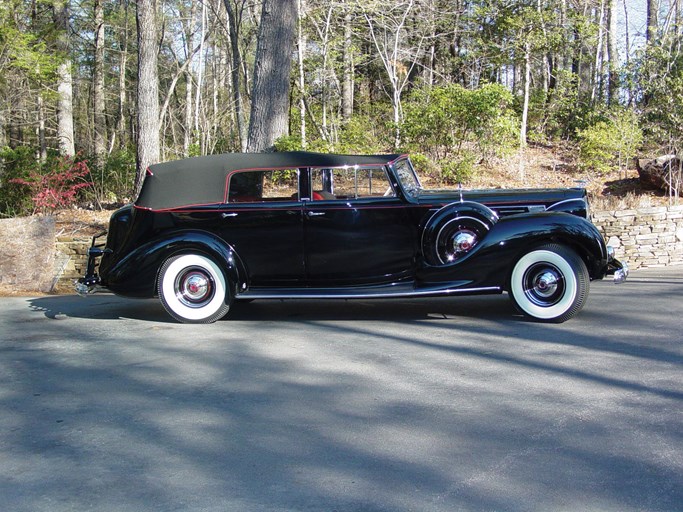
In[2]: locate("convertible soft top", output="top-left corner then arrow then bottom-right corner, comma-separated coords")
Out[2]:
136,151 -> 402,210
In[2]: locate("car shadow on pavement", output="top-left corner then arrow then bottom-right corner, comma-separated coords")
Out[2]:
27,294 -> 175,323
26,292 -> 519,324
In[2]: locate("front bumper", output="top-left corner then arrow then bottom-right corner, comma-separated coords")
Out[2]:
606,246 -> 629,284
75,231 -> 110,296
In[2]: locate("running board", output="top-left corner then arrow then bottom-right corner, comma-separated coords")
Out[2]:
236,283 -> 501,300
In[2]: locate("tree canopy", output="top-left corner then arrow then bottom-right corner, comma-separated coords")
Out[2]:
0,0 -> 681,215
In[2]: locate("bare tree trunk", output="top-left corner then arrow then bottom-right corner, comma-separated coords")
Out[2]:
223,0 -> 247,151
559,0 -> 568,73
194,1 -> 206,137
135,0 -> 160,194
297,0 -> 306,147
246,0 -> 298,153
607,0 -> 619,105
647,0 -> 659,44
0,108 -> 6,148
116,0 -> 129,150
184,1 -> 196,157
592,0 -> 605,104
520,40 -> 531,149
211,55 -> 219,154
93,0 -> 107,158
537,0 -> 549,95
342,9 -> 354,123
184,73 -> 193,156
37,94 -> 47,163
319,5 -> 333,136
54,0 -> 75,157
364,0 -> 419,149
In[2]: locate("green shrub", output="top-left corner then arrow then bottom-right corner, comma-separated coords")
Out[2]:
86,147 -> 136,205
439,152 -> 478,185
275,115 -> 385,155
274,135 -> 305,152
0,146 -> 41,216
408,153 -> 439,181
402,83 -> 519,163
577,109 -> 643,175
337,116 -> 384,154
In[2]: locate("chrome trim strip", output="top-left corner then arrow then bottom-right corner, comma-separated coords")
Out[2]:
236,286 -> 501,300
494,204 -> 546,213
546,198 -> 586,211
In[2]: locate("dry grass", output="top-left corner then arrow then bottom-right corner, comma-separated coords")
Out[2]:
468,144 -> 673,211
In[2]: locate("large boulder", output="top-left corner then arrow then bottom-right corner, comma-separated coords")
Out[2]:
0,216 -> 56,293
636,155 -> 682,192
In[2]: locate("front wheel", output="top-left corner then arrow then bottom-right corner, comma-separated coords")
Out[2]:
509,244 -> 589,323
158,254 -> 232,323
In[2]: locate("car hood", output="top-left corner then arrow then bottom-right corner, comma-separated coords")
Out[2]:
414,187 -> 586,213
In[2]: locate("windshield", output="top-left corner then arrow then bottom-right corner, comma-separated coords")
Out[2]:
393,158 -> 422,197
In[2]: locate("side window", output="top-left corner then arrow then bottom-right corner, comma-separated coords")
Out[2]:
228,169 -> 299,203
311,167 -> 394,200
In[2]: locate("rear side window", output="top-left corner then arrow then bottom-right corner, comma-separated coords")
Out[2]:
227,169 -> 299,203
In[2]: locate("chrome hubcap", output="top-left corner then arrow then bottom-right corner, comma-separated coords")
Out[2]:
523,264 -> 564,307
533,271 -> 559,297
435,216 -> 489,265
452,231 -> 477,253
175,267 -> 214,308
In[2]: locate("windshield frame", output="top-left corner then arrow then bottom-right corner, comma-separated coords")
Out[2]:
391,157 -> 422,198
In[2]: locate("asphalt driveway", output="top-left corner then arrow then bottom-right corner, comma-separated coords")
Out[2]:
1,266 -> 682,511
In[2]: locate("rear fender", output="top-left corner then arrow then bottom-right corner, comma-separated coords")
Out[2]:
102,230 -> 248,298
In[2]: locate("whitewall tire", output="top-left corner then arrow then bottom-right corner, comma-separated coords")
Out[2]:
509,244 -> 589,323
158,254 -> 231,323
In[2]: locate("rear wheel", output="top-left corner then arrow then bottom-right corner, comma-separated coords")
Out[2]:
509,244 -> 589,323
158,254 -> 231,323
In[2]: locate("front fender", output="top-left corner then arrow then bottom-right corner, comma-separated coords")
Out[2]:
418,212 -> 608,287
101,230 -> 248,298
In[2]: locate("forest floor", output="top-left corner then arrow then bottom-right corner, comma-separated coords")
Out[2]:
54,143 -> 671,237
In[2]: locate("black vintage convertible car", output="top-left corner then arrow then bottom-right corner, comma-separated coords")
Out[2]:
77,152 -> 627,323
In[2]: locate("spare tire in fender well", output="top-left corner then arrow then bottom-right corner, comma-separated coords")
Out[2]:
421,201 -> 499,266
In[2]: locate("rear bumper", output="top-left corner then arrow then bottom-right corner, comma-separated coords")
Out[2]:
75,231 -> 110,296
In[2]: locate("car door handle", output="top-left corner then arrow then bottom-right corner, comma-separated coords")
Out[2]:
306,211 -> 325,217
221,212 -> 238,218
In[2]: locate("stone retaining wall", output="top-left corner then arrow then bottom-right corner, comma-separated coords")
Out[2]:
53,236 -> 91,293
592,205 -> 683,269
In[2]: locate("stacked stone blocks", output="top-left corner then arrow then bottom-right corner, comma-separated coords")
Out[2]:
591,205 -> 683,269
54,237 -> 92,292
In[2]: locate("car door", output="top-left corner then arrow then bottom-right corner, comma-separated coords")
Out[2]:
217,168 -> 305,286
304,166 -> 416,286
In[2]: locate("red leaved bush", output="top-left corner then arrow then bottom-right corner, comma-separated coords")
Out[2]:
10,154 -> 93,213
